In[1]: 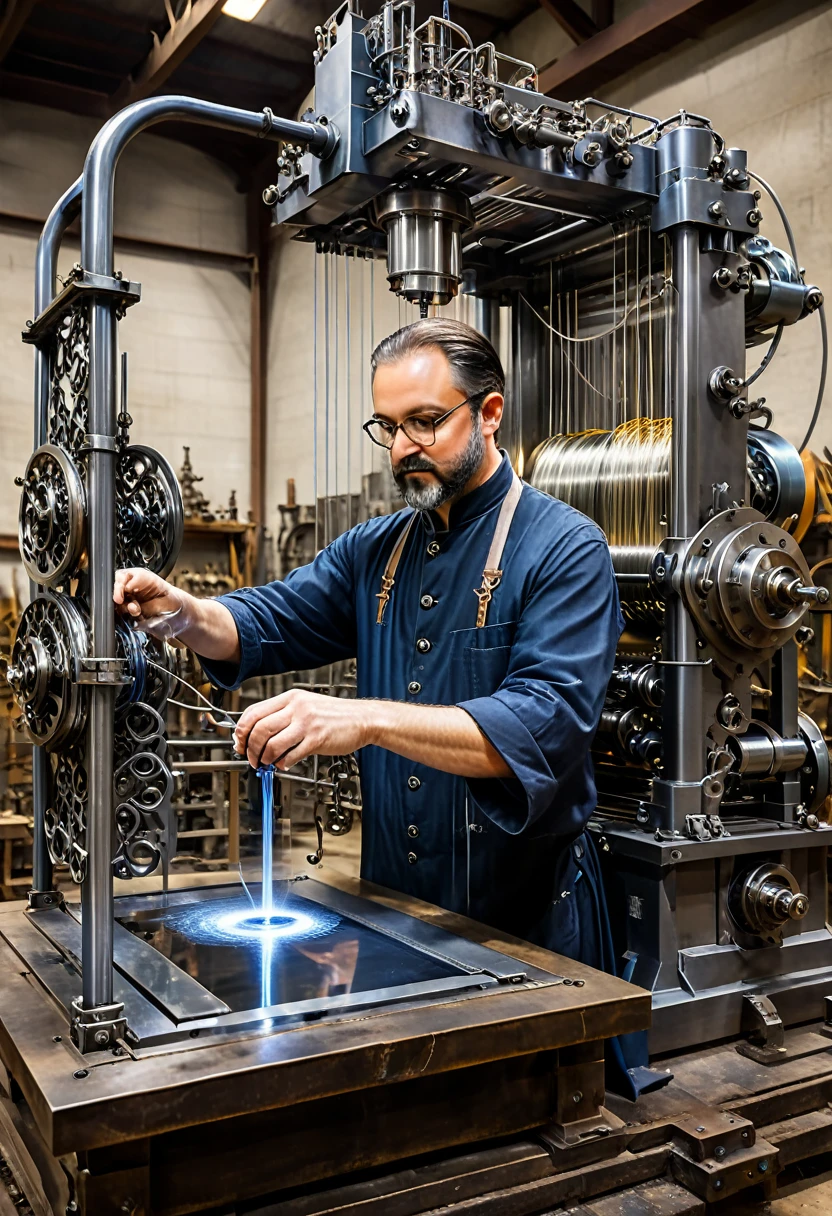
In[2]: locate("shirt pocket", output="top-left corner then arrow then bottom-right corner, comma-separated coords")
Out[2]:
449,622 -> 516,699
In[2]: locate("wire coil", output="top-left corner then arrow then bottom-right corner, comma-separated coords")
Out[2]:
528,418 -> 671,622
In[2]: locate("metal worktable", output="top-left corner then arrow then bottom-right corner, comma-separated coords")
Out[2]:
0,872 -> 648,1214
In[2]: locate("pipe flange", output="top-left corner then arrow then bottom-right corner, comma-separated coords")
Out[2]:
18,444 -> 86,586
729,862 -> 809,947
681,507 -> 815,663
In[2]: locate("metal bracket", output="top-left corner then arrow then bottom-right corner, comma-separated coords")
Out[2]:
26,889 -> 62,911
685,813 -> 727,842
736,993 -> 786,1062
71,997 -> 127,1053
23,269 -> 142,345
74,656 -> 132,686
78,433 -> 118,456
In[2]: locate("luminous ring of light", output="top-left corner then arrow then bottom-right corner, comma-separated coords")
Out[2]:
162,896 -> 341,946
214,907 -> 318,941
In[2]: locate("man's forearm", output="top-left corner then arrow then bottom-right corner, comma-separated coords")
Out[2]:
179,597 -> 241,662
362,701 -> 512,779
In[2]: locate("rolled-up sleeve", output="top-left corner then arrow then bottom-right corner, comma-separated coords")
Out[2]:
198,531 -> 357,690
459,529 -> 623,835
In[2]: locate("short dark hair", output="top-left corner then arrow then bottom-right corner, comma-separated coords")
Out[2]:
370,318 -> 504,410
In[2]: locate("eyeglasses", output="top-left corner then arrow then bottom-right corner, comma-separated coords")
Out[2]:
362,396 -> 480,450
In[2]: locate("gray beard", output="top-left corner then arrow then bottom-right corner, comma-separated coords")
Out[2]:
393,425 -> 486,511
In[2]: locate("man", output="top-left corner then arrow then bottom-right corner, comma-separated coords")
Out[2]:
114,318 -> 623,967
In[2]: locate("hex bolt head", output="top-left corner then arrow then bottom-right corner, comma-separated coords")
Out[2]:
94,1029 -> 109,1046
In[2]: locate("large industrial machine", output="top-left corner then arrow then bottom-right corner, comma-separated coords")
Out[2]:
3,1 -> 832,1212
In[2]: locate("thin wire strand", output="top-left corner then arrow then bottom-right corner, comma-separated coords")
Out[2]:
519,280 -> 668,344
146,657 -> 243,729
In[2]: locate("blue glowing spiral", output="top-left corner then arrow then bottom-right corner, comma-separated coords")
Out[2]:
162,895 -> 341,946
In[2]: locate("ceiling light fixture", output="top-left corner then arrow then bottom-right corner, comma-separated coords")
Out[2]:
221,0 -> 268,20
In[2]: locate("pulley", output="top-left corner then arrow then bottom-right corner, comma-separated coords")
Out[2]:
17,442 -> 183,586
116,445 -> 184,578
7,592 -> 88,748
18,444 -> 86,586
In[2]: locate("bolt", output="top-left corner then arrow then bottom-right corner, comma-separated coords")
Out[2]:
742,1130 -> 750,1139
574,979 -> 585,987
709,200 -> 726,219
189,1028 -> 200,1038
696,1126 -> 706,1133
714,1145 -> 726,1159
713,1180 -> 724,1191
714,266 -> 734,287
94,1029 -> 109,1046
747,208 -> 763,225
73,1069 -> 89,1080
758,1159 -> 769,1173
670,849 -> 682,861
262,185 -> 279,206
572,1090 -> 583,1104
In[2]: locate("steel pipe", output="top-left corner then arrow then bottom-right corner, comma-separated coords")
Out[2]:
31,175 -> 83,896
77,95 -> 334,1011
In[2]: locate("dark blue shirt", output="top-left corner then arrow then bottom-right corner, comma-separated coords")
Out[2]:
200,453 -> 623,943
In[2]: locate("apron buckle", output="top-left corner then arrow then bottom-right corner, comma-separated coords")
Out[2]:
474,569 -> 502,628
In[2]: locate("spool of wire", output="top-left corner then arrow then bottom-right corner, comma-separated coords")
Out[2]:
528,418 -> 671,624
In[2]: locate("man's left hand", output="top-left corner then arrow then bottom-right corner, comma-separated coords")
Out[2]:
234,689 -> 370,770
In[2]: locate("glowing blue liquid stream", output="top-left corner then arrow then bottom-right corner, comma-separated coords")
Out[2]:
257,765 -> 275,1009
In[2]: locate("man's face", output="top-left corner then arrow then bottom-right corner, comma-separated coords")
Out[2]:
371,347 -> 502,511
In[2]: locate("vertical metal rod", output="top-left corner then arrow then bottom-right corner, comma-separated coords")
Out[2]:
82,298 -> 118,1008
324,252 -> 331,546
31,175 -> 83,896
345,251 -> 352,525
313,246 -> 319,546
665,224 -> 703,784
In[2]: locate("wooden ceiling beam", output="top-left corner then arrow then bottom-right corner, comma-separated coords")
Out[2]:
0,0 -> 38,65
109,0 -> 227,113
0,65 -> 107,115
537,0 -> 597,45
538,0 -> 758,99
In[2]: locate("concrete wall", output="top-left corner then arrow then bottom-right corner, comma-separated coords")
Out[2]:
0,99 -> 251,598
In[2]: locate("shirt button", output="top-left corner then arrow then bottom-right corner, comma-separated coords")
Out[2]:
407,776 -> 421,790
408,824 -> 420,838
427,541 -> 440,558
416,637 -> 431,653
408,680 -> 422,695
407,851 -> 418,864
420,594 -> 437,609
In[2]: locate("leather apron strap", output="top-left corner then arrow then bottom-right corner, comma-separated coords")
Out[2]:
375,471 -> 524,628
376,512 -> 418,624
474,471 -> 524,627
